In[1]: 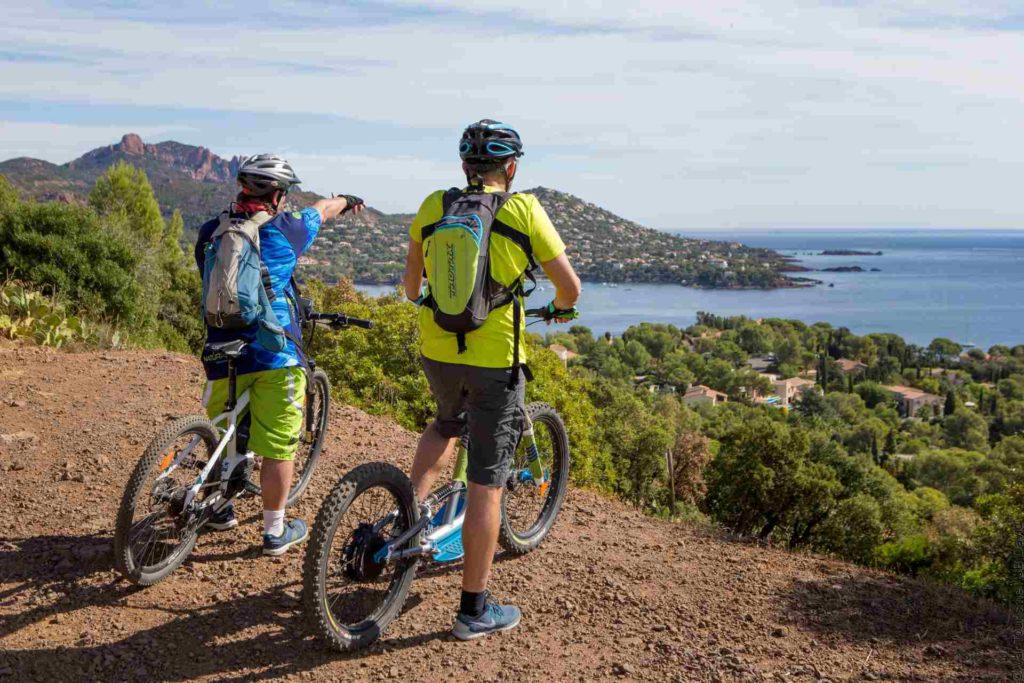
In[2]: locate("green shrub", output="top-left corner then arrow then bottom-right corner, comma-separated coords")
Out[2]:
874,534 -> 936,574
0,201 -> 141,320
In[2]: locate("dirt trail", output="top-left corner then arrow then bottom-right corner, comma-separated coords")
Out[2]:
0,346 -> 1020,682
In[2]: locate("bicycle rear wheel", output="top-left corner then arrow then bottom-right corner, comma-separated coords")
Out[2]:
288,368 -> 330,506
303,462 -> 420,651
498,402 -> 570,555
113,415 -> 220,585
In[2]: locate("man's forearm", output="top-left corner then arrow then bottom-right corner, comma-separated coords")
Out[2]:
404,273 -> 424,301
313,197 -> 350,222
403,238 -> 425,300
541,253 -> 582,310
553,285 -> 580,310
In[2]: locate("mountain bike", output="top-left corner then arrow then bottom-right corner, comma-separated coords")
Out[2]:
113,308 -> 372,586
303,307 -> 572,651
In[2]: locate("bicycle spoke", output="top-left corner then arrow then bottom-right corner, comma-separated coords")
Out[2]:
127,429 -> 211,573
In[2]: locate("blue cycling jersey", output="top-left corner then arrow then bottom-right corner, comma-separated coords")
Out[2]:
195,207 -> 322,380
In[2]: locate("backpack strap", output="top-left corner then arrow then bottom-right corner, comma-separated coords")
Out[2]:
420,188 -> 468,242
215,209 -> 278,304
491,221 -> 534,262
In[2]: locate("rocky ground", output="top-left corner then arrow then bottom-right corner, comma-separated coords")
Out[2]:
0,346 -> 1021,682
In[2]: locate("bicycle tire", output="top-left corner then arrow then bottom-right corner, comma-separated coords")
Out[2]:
498,402 -> 571,555
288,368 -> 330,506
303,462 -> 420,651
113,415 -> 220,586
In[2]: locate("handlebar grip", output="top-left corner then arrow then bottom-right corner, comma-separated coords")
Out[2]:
525,308 -> 549,318
309,312 -> 374,330
346,317 -> 374,330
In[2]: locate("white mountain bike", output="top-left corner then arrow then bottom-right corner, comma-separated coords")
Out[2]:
113,308 -> 372,586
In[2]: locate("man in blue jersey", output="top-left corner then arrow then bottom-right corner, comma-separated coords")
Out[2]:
195,154 -> 363,555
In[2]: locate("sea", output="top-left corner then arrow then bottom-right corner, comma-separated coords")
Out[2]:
355,230 -> 1024,349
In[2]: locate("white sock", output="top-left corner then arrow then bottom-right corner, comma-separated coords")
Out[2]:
263,509 -> 285,537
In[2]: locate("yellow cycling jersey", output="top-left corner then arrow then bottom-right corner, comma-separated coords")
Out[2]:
409,185 -> 566,368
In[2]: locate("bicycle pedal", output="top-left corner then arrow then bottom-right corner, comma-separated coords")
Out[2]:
243,480 -> 262,496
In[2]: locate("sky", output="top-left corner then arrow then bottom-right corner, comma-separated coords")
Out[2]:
1,1 -> 1022,230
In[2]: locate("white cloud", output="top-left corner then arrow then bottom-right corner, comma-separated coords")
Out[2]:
0,1 -> 1022,228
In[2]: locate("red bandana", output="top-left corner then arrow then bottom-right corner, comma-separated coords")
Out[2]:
234,199 -> 274,214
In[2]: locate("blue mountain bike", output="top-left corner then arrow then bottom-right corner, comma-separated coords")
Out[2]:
302,311 -> 571,651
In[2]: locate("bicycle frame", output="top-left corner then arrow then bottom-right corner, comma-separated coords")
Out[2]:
159,352 -> 322,518
173,385 -> 251,513
374,411 -> 548,565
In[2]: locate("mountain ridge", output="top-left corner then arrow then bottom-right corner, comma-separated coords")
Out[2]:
0,133 -> 796,288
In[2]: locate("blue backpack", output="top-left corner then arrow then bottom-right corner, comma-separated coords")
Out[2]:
201,210 -> 287,352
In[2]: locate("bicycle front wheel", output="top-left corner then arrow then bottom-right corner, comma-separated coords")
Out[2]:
498,402 -> 571,555
303,462 -> 420,651
288,368 -> 330,506
113,415 -> 220,585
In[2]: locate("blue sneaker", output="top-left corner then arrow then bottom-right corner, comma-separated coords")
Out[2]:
205,504 -> 238,531
452,595 -> 522,641
262,518 -> 309,556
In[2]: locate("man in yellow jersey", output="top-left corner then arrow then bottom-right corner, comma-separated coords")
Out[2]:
403,119 -> 581,640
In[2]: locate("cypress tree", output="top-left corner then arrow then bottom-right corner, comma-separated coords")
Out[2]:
884,430 -> 897,458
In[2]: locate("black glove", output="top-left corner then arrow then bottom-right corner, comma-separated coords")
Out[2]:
337,194 -> 364,214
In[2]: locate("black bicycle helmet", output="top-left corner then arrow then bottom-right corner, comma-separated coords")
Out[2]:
236,153 -> 302,195
459,119 -> 524,163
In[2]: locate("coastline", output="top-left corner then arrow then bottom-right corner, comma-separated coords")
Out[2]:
354,229 -> 1024,348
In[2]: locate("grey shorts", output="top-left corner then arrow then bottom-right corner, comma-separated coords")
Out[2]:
420,357 -> 526,488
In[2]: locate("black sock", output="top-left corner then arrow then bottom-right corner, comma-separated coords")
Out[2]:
459,590 -> 487,618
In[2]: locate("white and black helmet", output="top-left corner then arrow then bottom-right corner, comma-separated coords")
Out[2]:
236,153 -> 302,195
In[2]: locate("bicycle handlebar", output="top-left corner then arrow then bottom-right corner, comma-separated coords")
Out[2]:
307,312 -> 374,330
525,306 -> 579,322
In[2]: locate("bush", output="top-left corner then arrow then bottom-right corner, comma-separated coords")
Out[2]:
874,534 -> 936,574
0,201 -> 141,320
819,494 -> 884,563
305,281 -> 433,431
0,167 -> 201,350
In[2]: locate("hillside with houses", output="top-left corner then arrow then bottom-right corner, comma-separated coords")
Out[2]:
1,134 -> 797,289
529,309 -> 1023,616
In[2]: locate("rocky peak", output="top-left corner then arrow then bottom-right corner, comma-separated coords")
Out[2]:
68,133 -> 236,183
118,133 -> 146,155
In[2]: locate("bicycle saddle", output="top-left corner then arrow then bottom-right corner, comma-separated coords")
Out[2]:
204,339 -> 248,359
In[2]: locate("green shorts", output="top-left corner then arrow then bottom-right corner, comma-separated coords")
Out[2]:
202,366 -> 306,461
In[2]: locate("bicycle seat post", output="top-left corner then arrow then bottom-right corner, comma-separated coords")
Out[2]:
226,357 -> 238,412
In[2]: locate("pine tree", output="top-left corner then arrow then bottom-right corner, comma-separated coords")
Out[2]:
944,389 -> 957,416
